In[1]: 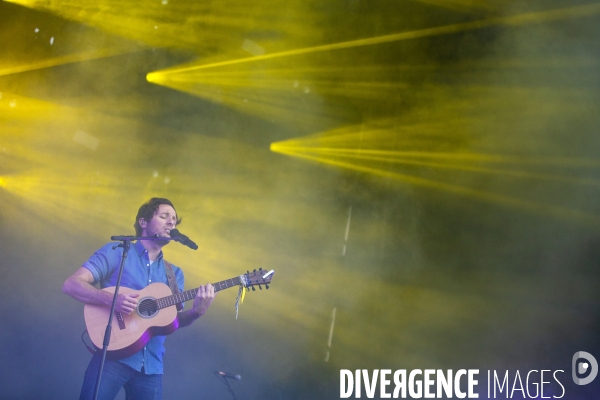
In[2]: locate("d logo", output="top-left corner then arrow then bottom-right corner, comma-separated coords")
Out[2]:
572,351 -> 598,385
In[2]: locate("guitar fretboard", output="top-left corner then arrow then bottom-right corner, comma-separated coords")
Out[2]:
155,276 -> 242,310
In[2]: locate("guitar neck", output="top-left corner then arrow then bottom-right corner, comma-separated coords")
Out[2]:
156,276 -> 242,310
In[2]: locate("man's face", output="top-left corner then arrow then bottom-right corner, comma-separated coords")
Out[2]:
140,204 -> 178,240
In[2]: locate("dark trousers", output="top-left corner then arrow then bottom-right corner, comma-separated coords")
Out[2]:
79,354 -> 162,400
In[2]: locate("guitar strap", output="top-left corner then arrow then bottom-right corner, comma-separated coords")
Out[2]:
164,260 -> 184,311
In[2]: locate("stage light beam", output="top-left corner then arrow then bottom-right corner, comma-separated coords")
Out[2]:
148,2 -> 600,75
146,2 -> 600,127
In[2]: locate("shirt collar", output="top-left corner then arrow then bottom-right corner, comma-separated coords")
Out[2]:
133,239 -> 164,260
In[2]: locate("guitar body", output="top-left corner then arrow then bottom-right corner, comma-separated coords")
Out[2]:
82,268 -> 275,360
84,283 -> 179,360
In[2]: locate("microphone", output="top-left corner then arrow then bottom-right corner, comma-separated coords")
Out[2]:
215,371 -> 242,381
110,235 -> 137,241
169,229 -> 198,250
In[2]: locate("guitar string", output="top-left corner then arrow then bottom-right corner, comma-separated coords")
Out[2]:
133,277 -> 245,312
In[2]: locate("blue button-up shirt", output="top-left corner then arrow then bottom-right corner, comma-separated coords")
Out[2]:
83,240 -> 184,374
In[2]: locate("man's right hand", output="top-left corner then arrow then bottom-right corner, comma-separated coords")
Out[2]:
115,293 -> 140,314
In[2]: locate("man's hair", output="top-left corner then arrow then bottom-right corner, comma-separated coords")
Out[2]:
134,197 -> 182,236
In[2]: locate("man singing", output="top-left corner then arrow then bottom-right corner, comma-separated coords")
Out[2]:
63,197 -> 215,399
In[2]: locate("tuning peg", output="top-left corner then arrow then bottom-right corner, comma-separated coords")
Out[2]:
259,267 -> 263,271
259,285 -> 262,290
251,286 -> 255,291
266,284 -> 269,289
253,269 -> 256,272
247,270 -> 249,274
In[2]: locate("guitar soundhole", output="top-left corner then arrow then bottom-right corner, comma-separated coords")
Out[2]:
137,298 -> 159,318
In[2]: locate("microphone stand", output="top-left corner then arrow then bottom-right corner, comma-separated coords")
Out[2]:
214,372 -> 239,400
92,235 -> 176,400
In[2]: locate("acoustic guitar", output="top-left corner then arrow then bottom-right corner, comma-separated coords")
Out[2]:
84,268 -> 274,360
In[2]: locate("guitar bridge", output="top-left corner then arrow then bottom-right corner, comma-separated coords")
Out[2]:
116,311 -> 126,330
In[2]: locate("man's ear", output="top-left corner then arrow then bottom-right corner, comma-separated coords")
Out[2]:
139,218 -> 147,229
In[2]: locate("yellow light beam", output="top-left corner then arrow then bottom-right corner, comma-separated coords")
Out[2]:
0,47 -> 141,77
413,0 -> 501,13
271,146 -> 600,226
272,146 -> 600,187
148,2 -> 600,77
272,145 -> 600,168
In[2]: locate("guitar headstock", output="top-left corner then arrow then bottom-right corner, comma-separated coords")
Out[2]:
243,268 -> 275,291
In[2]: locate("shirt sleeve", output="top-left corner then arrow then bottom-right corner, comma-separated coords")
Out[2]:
82,243 -> 121,285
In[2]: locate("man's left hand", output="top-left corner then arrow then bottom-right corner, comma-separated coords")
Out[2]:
192,283 -> 216,317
